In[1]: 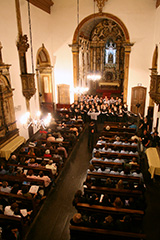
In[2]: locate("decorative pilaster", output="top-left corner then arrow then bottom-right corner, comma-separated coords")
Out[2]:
123,42 -> 134,103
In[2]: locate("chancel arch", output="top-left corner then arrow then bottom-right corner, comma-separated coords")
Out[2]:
71,12 -> 133,102
36,44 -> 54,113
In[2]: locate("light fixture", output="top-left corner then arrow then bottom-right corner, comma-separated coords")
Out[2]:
73,87 -> 89,94
20,111 -> 52,129
87,72 -> 101,81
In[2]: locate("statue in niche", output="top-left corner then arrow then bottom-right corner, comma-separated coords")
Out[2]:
108,53 -> 113,63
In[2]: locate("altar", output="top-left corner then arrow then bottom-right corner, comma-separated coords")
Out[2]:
146,147 -> 160,178
0,136 -> 26,160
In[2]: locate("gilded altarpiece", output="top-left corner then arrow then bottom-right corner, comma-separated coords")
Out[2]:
89,19 -> 125,91
0,65 -> 17,139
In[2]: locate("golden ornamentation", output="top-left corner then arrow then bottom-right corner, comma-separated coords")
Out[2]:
94,0 -> 108,13
21,74 -> 36,100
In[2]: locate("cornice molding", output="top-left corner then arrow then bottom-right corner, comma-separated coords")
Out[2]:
27,0 -> 54,14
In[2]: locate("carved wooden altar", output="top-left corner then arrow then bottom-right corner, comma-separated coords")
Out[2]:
0,43 -> 18,147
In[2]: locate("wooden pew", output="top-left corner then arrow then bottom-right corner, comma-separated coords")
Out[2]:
76,203 -> 144,218
101,131 -> 135,139
104,125 -> 136,133
96,143 -> 138,152
7,163 -> 54,180
87,172 -> 141,184
0,175 -> 45,188
0,191 -> 36,212
99,151 -> 138,160
83,185 -> 143,198
0,214 -> 24,238
70,225 -> 146,240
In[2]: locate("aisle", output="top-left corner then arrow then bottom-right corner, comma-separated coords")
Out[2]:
25,127 -> 92,240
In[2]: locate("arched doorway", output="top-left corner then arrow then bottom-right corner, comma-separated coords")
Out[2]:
36,44 -> 54,114
71,12 -> 133,102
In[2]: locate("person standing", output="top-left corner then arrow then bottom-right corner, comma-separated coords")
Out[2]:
88,122 -> 95,150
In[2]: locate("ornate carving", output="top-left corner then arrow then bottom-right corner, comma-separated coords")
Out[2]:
94,0 -> 108,13
16,35 -> 29,56
21,74 -> 36,100
149,75 -> 160,104
91,19 -> 125,42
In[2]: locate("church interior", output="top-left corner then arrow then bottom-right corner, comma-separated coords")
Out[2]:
0,0 -> 160,239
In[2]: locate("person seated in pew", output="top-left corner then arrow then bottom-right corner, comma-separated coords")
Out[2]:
131,138 -> 138,146
28,147 -> 35,156
110,166 -> 119,175
70,213 -> 84,226
28,158 -> 39,167
116,179 -> 124,189
120,148 -> 129,154
83,176 -> 93,188
4,202 -> 33,219
55,132 -> 64,142
122,138 -> 130,145
0,181 -> 11,193
114,158 -> 125,163
45,160 -> 57,176
57,143 -> 68,159
101,145 -> 112,153
129,157 -> 139,166
112,197 -> 123,208
104,157 -> 113,162
113,137 -> 122,145
120,165 -> 131,175
9,155 -> 18,164
15,168 -> 26,178
102,215 -> 114,230
37,171 -> 51,188
116,214 -> 133,232
97,165 -> 110,174
100,194 -> 112,207
26,169 -> 38,180
88,193 -> 99,205
105,177 -> 114,188
47,133 -> 56,142
97,137 -> 106,145
72,190 -> 86,207
87,164 -> 96,172
44,149 -> 52,158
1,224 -> 20,240
130,169 -> 143,179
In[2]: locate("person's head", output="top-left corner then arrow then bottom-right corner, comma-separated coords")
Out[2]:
2,181 -> 8,188
11,155 -> 17,160
143,129 -> 147,135
117,179 -> 124,189
132,157 -> 137,163
45,149 -> 50,155
106,178 -> 112,185
30,158 -> 35,163
72,213 -> 82,224
11,202 -> 19,211
39,171 -> 44,177
21,185 -> 29,194
27,169 -> 34,176
89,164 -> 95,172
48,160 -> 53,165
104,215 -> 113,223
74,190 -> 82,198
113,197 -> 123,208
